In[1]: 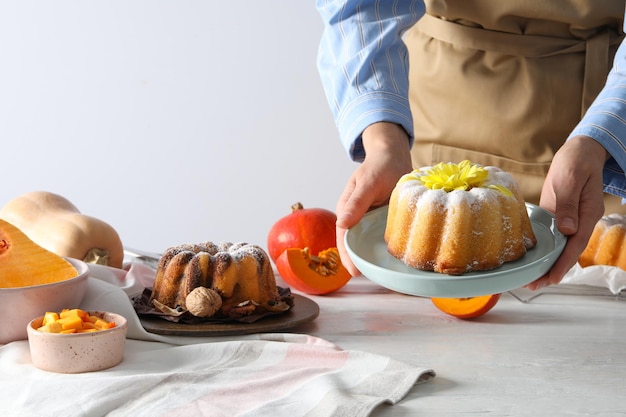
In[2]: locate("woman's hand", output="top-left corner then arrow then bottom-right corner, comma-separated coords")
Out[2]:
528,135 -> 608,290
336,122 -> 413,276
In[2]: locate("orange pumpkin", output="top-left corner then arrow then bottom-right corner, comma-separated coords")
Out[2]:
267,202 -> 336,263
431,294 -> 501,319
275,247 -> 352,295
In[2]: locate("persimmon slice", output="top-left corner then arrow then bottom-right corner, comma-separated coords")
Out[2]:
275,247 -> 352,295
431,294 -> 501,319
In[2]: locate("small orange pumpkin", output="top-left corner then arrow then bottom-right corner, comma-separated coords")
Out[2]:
267,202 -> 337,263
431,294 -> 501,319
275,247 -> 352,295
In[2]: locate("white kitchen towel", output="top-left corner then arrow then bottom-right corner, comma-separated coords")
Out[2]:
561,263 -> 626,294
0,264 -> 435,417
0,337 -> 434,417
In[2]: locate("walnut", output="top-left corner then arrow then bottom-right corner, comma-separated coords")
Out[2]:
185,287 -> 223,318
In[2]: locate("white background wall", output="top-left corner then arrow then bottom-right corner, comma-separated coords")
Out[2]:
0,1 -> 356,255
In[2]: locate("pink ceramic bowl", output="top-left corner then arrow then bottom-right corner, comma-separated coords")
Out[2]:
0,258 -> 89,344
27,311 -> 128,373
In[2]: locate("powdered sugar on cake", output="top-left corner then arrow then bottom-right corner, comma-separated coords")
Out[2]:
385,161 -> 537,275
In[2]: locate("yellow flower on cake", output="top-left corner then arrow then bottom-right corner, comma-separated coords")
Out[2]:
400,160 -> 512,196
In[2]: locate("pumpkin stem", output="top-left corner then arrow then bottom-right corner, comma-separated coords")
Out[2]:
291,202 -> 304,212
83,248 -> 111,266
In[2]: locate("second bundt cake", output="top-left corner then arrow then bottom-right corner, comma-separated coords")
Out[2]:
579,214 -> 626,270
385,161 -> 537,275
150,242 -> 290,319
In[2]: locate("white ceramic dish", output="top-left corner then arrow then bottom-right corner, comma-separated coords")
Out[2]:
0,257 -> 90,344
345,203 -> 566,298
27,311 -> 128,373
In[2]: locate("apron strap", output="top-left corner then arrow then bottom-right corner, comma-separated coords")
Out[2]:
415,13 -> 620,116
583,30 -> 610,115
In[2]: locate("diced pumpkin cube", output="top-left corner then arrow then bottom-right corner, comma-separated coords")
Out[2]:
37,322 -> 63,333
42,312 -> 60,326
94,318 -> 115,330
60,308 -> 88,320
82,321 -> 98,330
86,315 -> 100,324
56,315 -> 83,331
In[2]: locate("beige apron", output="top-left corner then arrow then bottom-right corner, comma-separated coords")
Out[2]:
405,0 -> 625,213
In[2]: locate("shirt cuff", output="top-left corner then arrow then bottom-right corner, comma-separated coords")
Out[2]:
603,158 -> 626,200
569,125 -> 626,199
338,91 -> 414,162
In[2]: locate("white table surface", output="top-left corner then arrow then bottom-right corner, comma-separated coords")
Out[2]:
286,276 -> 626,416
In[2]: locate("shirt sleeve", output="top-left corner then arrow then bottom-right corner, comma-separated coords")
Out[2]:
568,13 -> 626,199
316,0 -> 425,162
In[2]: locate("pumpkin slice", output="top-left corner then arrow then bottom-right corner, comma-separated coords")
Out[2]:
0,219 -> 78,288
431,294 -> 501,319
275,247 -> 352,295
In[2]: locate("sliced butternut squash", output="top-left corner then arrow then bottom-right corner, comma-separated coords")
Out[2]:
0,218 -> 78,288
0,191 -> 124,268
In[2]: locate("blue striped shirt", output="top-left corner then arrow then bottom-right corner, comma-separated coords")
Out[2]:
316,0 -> 626,198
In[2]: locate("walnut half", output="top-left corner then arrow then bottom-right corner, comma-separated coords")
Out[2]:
185,287 -> 223,318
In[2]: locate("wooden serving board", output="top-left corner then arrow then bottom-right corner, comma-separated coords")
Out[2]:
139,294 -> 319,337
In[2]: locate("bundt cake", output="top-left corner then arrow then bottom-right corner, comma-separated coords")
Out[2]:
385,160 -> 537,275
579,214 -> 626,270
149,242 -> 290,319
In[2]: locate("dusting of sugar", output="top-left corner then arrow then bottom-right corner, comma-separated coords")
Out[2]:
523,236 -> 535,248
388,163 -> 534,274
600,213 -> 626,228
162,241 -> 271,267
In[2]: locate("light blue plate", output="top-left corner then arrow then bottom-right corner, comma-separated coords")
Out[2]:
344,203 -> 567,298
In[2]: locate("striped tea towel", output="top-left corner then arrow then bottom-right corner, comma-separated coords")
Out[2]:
1,336 -> 434,417
0,264 -> 435,417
